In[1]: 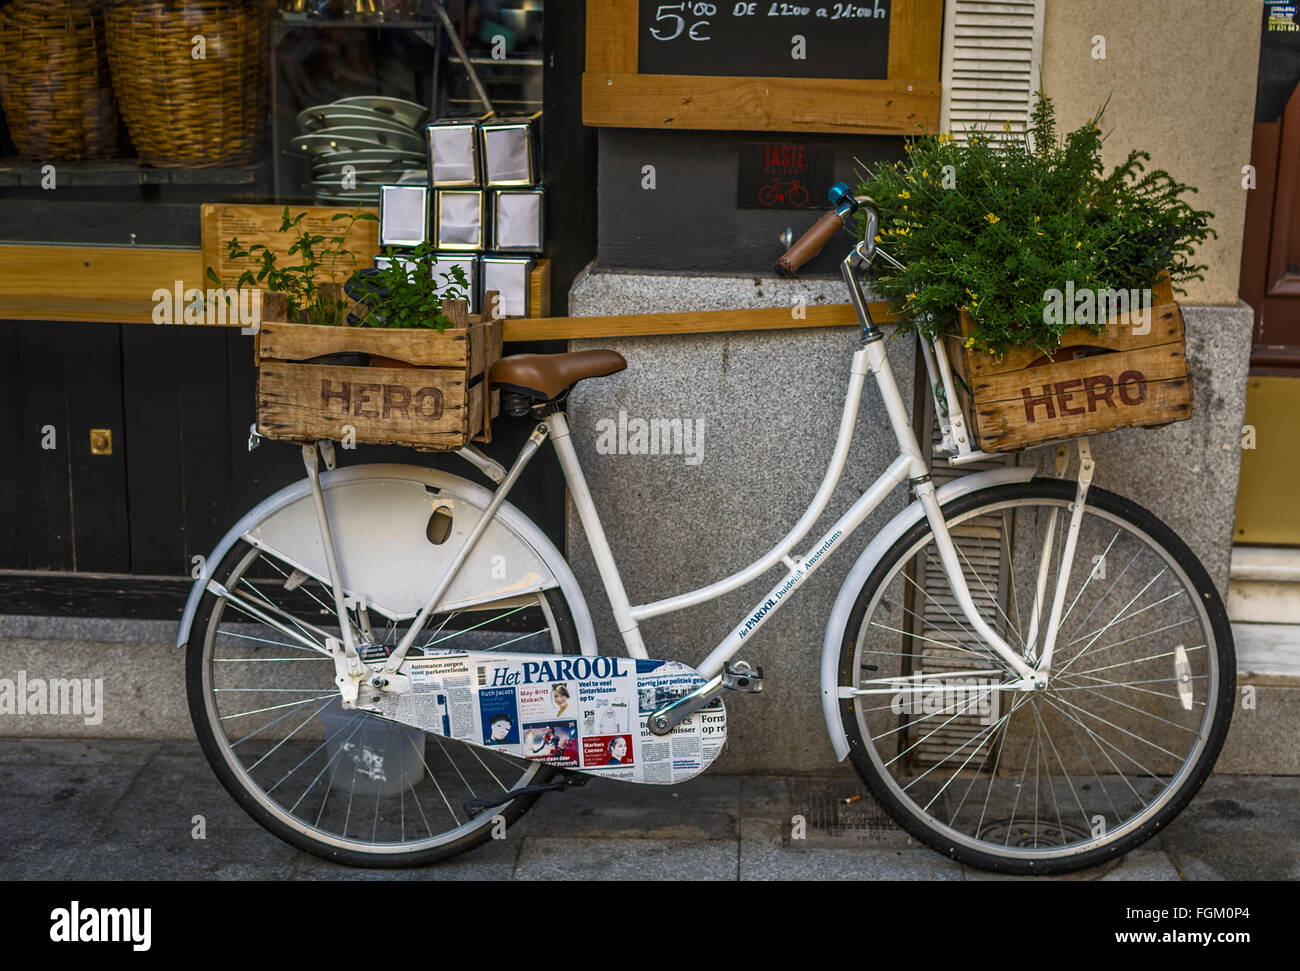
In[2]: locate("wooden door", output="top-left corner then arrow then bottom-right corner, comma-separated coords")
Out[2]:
1240,9 -> 1300,371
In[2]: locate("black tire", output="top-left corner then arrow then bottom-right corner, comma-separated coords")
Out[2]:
187,538 -> 582,868
837,479 -> 1235,875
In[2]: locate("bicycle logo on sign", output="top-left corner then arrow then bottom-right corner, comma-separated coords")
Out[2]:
758,179 -> 810,207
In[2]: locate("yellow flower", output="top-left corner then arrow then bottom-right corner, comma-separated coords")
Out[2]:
1002,121 -> 1011,132
1076,241 -> 1082,249
898,190 -> 911,199
1036,231 -> 1044,236
874,234 -> 882,243
964,336 -> 976,348
1034,215 -> 1040,223
984,213 -> 1000,224
922,169 -> 929,178
906,292 -> 917,301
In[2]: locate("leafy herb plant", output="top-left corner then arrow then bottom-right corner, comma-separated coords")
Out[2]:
206,205 -> 379,326
853,93 -> 1215,358
345,241 -> 470,331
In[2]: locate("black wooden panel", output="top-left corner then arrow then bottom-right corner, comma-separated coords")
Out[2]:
122,324 -> 235,575
63,323 -> 129,572
0,573 -> 193,620
0,323 -> 23,566
225,328 -> 307,522
122,325 -> 187,575
596,128 -> 904,274
177,328 -> 234,565
13,323 -> 74,571
542,0 -> 597,315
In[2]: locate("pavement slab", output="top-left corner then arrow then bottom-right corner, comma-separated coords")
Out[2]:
1,738 -> 1293,881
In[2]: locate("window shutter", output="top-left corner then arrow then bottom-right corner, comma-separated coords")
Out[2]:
939,0 -> 1045,144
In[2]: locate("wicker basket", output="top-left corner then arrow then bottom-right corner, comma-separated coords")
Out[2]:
104,0 -> 269,168
0,0 -> 119,161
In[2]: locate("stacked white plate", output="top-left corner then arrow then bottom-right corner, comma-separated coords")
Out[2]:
290,96 -> 429,205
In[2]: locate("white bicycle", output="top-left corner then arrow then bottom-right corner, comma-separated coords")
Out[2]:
180,188 -> 1235,875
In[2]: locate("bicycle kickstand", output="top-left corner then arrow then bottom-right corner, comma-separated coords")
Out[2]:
462,772 -> 591,818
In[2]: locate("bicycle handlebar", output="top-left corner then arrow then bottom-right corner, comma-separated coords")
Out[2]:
775,209 -> 845,277
775,183 -> 876,277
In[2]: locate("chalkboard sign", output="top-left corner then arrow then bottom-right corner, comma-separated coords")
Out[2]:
583,0 -> 942,135
638,1 -> 891,79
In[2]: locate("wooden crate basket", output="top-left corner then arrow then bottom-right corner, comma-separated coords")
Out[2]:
255,292 -> 502,451
944,275 -> 1193,452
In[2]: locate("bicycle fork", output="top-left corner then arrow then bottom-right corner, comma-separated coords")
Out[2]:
906,435 -> 1096,694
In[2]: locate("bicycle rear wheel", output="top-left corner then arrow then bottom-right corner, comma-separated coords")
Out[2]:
187,538 -> 581,868
836,479 -> 1234,874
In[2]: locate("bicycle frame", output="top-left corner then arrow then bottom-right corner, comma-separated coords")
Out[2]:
341,238 -> 1080,699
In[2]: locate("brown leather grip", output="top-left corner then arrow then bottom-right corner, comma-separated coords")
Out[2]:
776,209 -> 844,277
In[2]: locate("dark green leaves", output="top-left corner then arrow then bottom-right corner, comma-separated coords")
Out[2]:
347,242 -> 468,330
204,205 -> 380,327
853,92 -> 1214,358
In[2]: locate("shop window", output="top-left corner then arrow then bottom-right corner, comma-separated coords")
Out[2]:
0,0 -> 546,246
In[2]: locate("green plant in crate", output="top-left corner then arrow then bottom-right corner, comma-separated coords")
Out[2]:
853,93 -> 1215,359
205,205 -> 378,326
345,241 -> 470,331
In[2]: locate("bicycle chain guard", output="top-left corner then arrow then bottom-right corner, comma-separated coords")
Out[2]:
354,650 -> 727,786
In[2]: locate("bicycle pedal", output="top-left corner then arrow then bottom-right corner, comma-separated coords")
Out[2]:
723,660 -> 764,693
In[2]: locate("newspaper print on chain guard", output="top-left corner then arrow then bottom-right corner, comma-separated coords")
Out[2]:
361,650 -> 728,785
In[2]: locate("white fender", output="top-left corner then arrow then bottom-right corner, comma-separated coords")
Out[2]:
820,465 -> 1037,760
176,463 -> 597,654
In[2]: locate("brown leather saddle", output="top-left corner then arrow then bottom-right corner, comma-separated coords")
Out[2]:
490,349 -> 627,407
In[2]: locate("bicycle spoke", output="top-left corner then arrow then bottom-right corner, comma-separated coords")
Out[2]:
1050,674 -> 1203,735
954,533 -> 1023,650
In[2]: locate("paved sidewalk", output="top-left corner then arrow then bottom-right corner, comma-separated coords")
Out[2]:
1,738 -> 1295,881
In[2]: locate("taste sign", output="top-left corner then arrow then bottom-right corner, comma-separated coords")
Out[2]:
737,141 -> 834,209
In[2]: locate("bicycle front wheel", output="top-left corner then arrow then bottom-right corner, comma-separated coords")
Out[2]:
837,479 -> 1234,874
187,538 -> 582,868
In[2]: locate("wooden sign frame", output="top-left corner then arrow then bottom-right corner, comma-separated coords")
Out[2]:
582,0 -> 943,135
